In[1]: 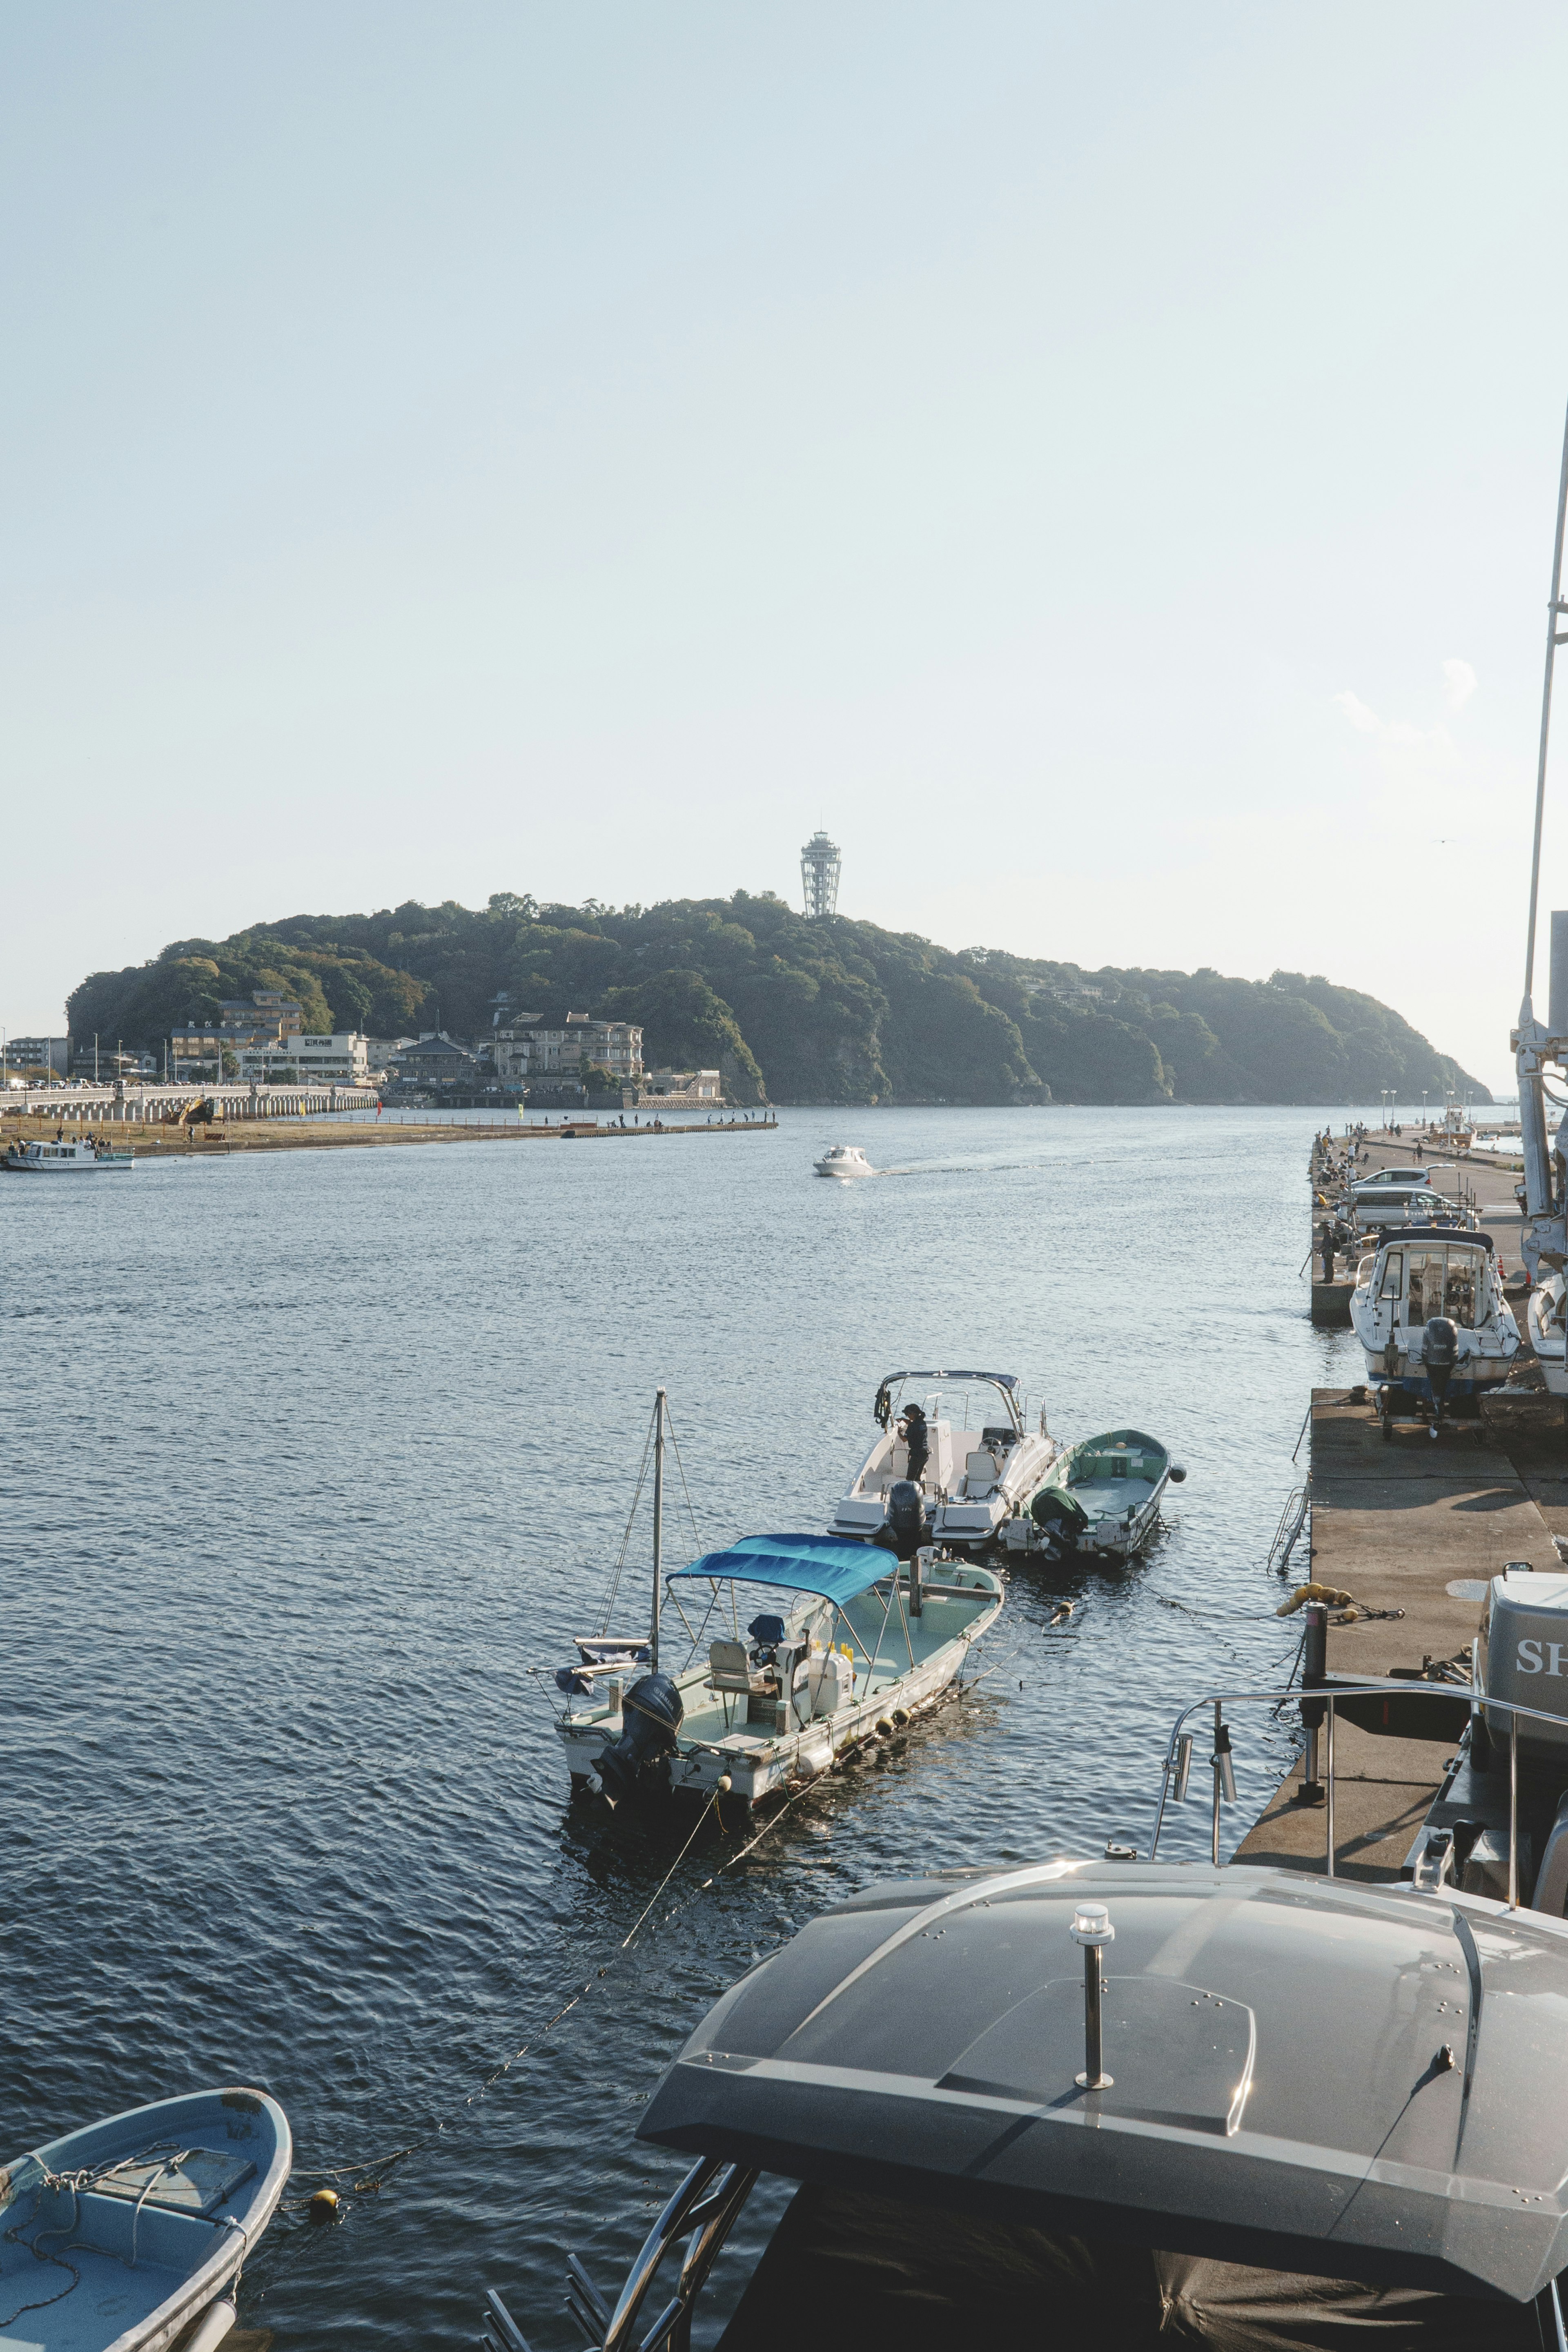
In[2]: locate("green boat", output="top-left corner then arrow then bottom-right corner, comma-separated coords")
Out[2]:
1006,1427 -> 1184,1560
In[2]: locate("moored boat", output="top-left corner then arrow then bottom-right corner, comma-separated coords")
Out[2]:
553,1531 -> 1001,1810
0,2086 -> 291,2351
1348,1225 -> 1520,1435
3,1136 -> 134,1171
831,1370 -> 1057,1552
487,1855 -> 1568,2349
1007,1426 -> 1182,1560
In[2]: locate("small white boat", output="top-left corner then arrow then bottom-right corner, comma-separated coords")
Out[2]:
0,2085 -> 290,2350
813,1144 -> 873,1179
1006,1427 -> 1184,1560
554,1532 -> 1001,1811
831,1369 -> 1057,1552
1349,1224 -> 1520,1434
2,1136 -> 134,1172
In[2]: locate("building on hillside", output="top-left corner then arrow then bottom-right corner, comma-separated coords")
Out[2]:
494,1012 -> 641,1085
366,1036 -> 418,1077
238,1033 -> 370,1082
388,1032 -> 480,1087
634,1068 -> 722,1107
173,992 -> 307,1076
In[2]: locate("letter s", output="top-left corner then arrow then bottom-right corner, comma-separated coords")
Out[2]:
1519,1638 -> 1544,1675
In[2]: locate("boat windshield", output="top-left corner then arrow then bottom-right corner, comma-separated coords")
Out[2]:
1379,1245 -> 1486,1327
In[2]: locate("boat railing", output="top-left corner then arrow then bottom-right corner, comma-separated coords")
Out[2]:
1149,1679 -> 1568,1909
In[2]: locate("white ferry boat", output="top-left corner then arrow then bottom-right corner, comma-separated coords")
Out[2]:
2,1137 -> 135,1172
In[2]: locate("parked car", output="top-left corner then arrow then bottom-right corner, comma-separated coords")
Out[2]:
1354,1185 -> 1468,1229
1350,1167 -> 1430,1193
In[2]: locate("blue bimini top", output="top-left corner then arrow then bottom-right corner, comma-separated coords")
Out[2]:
668,1532 -> 884,1608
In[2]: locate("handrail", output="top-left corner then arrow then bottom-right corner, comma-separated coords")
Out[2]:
1148,1679 -> 1568,1911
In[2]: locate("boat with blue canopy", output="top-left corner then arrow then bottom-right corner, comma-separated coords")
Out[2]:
554,1530 -> 1002,1811
0,2085 -> 290,2352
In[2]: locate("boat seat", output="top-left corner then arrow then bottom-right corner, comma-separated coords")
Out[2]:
963,1450 -> 1000,1496
708,1639 -> 771,1696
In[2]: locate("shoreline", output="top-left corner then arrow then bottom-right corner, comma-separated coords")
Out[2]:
0,1111 -> 779,1158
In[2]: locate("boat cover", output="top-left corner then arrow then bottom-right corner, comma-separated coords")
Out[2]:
668,1533 -> 893,1608
716,2186 -> 1548,2350
640,1861 -> 1568,2305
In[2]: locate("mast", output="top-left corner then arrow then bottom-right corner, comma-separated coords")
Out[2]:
1519,399 -> 1568,1266
1527,401 -> 1568,1002
651,1386 -> 665,1672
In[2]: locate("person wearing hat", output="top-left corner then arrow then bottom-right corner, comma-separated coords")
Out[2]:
898,1401 -> 930,1487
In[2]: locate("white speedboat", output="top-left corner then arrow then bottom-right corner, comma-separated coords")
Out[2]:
1349,1224 -> 1520,1435
553,1532 -> 1001,1811
830,1369 -> 1057,1552
2,1136 -> 134,1171
813,1144 -> 873,1179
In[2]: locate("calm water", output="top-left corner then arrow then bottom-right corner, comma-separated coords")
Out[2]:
1,1105 -> 1356,2347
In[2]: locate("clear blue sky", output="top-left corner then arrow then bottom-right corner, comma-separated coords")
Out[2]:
5,2 -> 1567,1090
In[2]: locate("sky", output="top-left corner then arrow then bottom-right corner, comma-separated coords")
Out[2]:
6,4 -> 1568,1093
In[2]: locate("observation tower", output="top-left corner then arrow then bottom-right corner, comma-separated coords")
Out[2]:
800,831 -> 841,921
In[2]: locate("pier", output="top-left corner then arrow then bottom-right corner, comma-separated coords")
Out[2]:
1236,1130 -> 1564,1880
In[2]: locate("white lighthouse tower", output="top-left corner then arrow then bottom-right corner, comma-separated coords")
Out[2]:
800,831 -> 842,921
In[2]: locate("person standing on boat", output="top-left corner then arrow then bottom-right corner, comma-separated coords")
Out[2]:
899,1403 -> 930,1486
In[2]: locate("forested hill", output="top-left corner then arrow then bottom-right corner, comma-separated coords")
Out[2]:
67,891 -> 1488,1107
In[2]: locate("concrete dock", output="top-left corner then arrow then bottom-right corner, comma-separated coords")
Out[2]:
1237,1129 -> 1566,1881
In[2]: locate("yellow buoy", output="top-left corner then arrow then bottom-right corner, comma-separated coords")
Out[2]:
308,2189 -> 340,2225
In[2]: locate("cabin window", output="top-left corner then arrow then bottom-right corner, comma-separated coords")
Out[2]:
1405,1250 -> 1444,1323
1443,1254 -> 1479,1329
1378,1252 -> 1403,1300
1405,1248 -> 1480,1328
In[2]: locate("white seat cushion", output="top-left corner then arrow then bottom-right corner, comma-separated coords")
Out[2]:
964,1449 -> 999,1496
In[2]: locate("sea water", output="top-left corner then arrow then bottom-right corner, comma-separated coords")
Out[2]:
0,1105 -> 1356,2347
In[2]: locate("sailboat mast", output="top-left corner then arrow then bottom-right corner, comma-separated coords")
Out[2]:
1524,399 -> 1568,1004
651,1386 -> 665,1673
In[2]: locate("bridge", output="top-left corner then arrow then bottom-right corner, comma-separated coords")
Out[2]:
1,1080 -> 380,1121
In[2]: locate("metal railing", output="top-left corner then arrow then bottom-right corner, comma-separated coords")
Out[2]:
1266,1486 -> 1309,1576
1148,1679 -> 1568,1909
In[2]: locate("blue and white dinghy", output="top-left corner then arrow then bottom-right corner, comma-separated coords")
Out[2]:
0,2087 -> 291,2352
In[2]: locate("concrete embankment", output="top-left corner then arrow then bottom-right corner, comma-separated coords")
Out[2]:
1234,1131 -> 1565,1882
0,1111 -> 778,1158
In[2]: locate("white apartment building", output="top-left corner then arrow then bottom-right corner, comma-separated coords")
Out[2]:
494,1012 -> 642,1085
238,1033 -> 370,1082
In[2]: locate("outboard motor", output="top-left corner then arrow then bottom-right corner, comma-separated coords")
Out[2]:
1423,1316 -> 1459,1437
595,1671 -> 683,1806
878,1478 -> 930,1560
1030,1486 -> 1089,1557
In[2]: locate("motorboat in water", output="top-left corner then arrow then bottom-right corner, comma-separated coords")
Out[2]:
813,1145 -> 873,1179
552,1531 -> 1000,1811
830,1370 -> 1057,1552
1348,1225 -> 1521,1436
0,2086 -> 290,2351
2,1136 -> 134,1172
485,1851 -> 1568,2350
1006,1428 -> 1184,1561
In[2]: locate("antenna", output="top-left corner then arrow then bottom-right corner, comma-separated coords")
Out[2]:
1525,397 -> 1568,1006
801,830 -> 841,921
